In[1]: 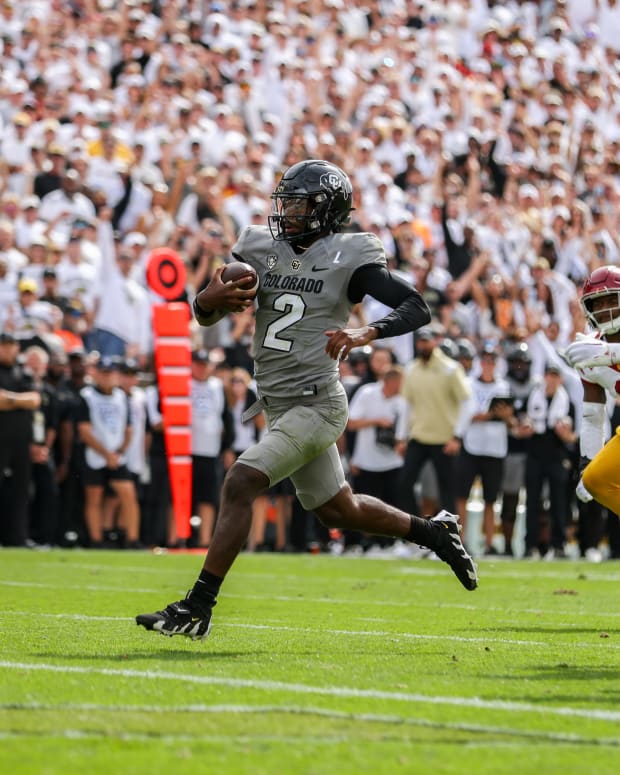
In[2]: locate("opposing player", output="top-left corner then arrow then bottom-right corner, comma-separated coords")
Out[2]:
137,160 -> 478,641
563,265 -> 620,514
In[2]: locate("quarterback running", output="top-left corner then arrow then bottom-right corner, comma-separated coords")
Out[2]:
137,159 -> 478,642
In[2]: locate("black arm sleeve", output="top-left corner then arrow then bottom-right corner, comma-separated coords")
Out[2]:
348,264 -> 431,338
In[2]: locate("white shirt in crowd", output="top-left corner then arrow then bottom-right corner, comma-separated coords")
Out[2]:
463,376 -> 511,459
93,263 -> 151,353
348,381 -> 409,473
191,376 -> 227,458
80,385 -> 130,470
124,385 -> 147,477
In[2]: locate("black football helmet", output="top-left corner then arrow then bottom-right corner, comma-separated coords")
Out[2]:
505,341 -> 531,385
456,337 -> 476,362
269,159 -> 353,244
439,337 -> 459,360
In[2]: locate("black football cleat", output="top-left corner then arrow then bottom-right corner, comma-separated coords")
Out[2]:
136,592 -> 212,640
430,510 -> 478,591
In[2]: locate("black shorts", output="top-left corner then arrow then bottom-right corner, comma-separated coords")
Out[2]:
192,455 -> 220,506
456,452 -> 504,503
83,464 -> 134,488
353,467 -> 402,508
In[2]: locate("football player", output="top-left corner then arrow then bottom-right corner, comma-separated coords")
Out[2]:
563,265 -> 620,515
137,159 -> 478,641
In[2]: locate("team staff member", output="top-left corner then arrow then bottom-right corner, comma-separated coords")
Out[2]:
101,358 -> 148,547
190,348 -> 234,548
23,345 -> 60,547
138,159 -> 477,642
77,355 -> 140,548
347,365 -> 409,552
456,345 -> 514,555
399,325 -> 472,516
0,331 -> 41,546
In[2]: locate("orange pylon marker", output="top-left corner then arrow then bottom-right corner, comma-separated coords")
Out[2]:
148,248 -> 192,540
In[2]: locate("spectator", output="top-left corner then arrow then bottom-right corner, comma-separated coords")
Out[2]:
38,169 -> 96,243
92,222 -> 151,361
33,143 -> 67,200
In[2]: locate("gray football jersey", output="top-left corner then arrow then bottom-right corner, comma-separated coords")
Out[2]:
233,226 -> 387,397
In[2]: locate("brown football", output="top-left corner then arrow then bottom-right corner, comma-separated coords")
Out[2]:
221,261 -> 259,293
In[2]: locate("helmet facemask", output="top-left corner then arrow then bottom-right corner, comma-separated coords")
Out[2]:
582,289 -> 620,336
269,192 -> 327,243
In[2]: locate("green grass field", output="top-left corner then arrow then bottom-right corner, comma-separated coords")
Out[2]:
1,549 -> 619,775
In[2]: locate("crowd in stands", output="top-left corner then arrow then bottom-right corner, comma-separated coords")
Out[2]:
1,0 -> 620,558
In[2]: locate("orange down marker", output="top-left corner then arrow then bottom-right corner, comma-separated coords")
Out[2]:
148,249 -> 192,540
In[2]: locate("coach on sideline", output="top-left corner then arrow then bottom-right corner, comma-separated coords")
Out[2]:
0,331 -> 42,546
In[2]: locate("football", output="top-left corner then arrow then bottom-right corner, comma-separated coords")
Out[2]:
221,261 -> 259,293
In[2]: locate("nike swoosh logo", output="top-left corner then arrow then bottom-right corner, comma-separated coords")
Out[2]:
311,266 -> 329,272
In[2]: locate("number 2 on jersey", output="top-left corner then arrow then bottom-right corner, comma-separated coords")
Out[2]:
263,293 -> 307,352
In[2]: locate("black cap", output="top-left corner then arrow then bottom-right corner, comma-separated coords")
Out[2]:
96,355 -> 121,371
456,337 -> 476,360
439,337 -> 459,360
0,331 -> 17,344
43,267 -> 57,278
192,348 -> 210,363
120,357 -> 139,374
416,327 -> 437,341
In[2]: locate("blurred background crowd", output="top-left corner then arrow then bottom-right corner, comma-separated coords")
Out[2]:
1,0 -> 620,559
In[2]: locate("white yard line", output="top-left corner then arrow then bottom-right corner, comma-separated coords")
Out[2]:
1,660 -> 619,724
0,609 -> 618,648
0,609 -> 586,648
1,702 -> 619,747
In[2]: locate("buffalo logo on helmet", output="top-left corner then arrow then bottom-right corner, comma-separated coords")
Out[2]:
320,172 -> 343,190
